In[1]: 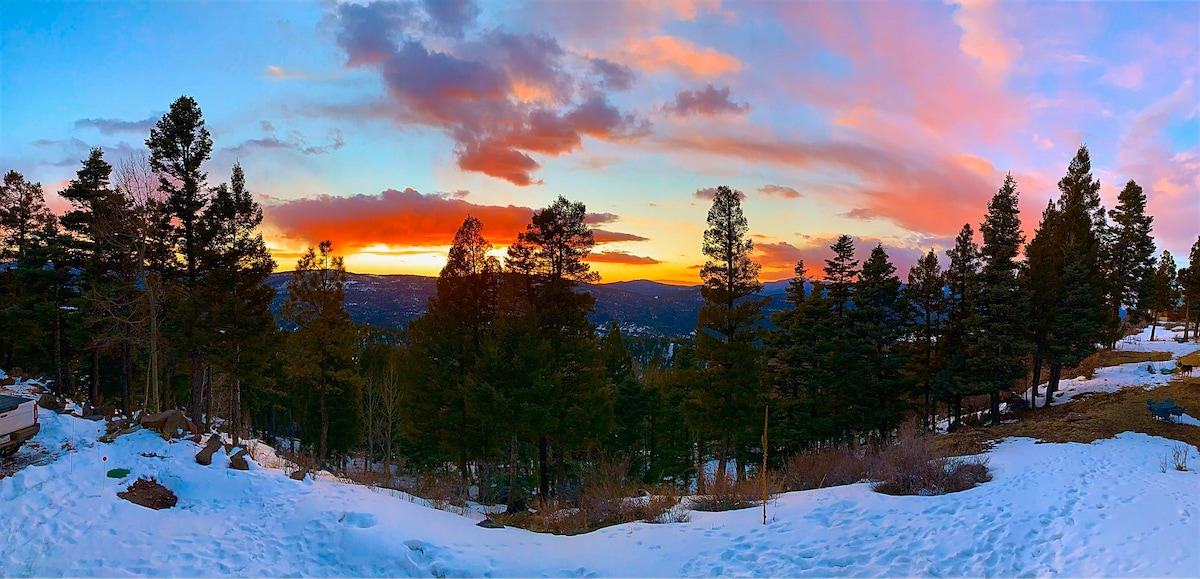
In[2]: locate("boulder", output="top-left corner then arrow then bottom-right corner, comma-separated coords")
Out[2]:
139,409 -> 199,441
476,517 -> 504,529
37,393 -> 63,411
195,434 -> 224,466
289,468 -> 308,481
229,448 -> 250,471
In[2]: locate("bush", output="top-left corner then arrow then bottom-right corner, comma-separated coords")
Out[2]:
1160,444 -> 1190,473
689,474 -> 774,512
495,458 -> 688,534
781,445 -> 870,491
870,423 -> 992,496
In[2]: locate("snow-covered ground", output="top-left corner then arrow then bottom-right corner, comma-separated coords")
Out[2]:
2,324 -> 1199,579
1047,325 -> 1200,405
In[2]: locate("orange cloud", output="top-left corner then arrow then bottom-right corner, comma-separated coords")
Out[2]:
263,188 -> 647,255
752,237 -> 930,282
623,36 -> 741,79
948,0 -> 1022,83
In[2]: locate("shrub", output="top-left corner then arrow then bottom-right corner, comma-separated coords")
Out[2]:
495,458 -> 688,534
781,445 -> 870,491
870,423 -> 992,496
689,474 -> 774,512
1161,444 -> 1190,473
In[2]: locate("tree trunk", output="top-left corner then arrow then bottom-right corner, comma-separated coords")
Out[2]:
1044,363 -> 1062,408
716,434 -> 730,484
538,434 -> 549,498
1150,311 -> 1158,341
53,286 -> 64,396
989,391 -> 1001,426
507,436 -> 520,510
232,345 -> 242,447
90,349 -> 100,405
120,339 -> 131,416
319,385 -> 329,467
190,353 -> 204,426
695,437 -> 707,495
1030,356 -> 1043,407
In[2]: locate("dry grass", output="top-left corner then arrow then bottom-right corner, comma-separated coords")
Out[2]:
938,376 -> 1200,453
1177,350 -> 1200,367
1061,350 -> 1172,380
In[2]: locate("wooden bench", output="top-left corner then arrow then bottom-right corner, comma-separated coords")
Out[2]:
1147,399 -> 1185,423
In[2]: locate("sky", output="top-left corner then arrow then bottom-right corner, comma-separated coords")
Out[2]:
1,0 -> 1197,284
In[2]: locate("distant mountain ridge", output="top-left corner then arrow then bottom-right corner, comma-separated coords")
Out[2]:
268,273 -> 796,337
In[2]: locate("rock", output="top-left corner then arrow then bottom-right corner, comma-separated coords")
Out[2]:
476,517 -> 504,529
37,393 -> 63,411
289,468 -> 308,481
195,434 -> 224,466
229,449 -> 250,471
0,377 -> 14,386
139,409 -> 199,441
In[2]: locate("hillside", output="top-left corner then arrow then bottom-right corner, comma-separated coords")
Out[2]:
267,273 -> 796,337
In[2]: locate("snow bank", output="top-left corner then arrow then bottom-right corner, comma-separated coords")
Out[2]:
2,405 -> 1197,577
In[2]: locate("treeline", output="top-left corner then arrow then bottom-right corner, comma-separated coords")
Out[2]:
2,95 -> 1199,507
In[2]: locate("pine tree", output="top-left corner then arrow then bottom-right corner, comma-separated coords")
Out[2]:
1106,180 -> 1156,341
282,241 -> 363,466
1149,250 -> 1179,341
937,224 -> 979,428
693,185 -> 765,483
604,322 -> 650,477
0,171 -> 60,375
200,164 -> 277,445
146,96 -> 215,425
849,244 -> 911,438
968,174 -> 1028,425
904,249 -> 944,428
1179,236 -> 1200,341
1037,145 -> 1109,405
824,235 -> 859,319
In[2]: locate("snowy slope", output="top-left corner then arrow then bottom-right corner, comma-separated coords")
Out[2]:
1,402 -> 1197,577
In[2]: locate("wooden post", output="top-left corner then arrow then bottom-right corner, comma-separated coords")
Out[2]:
762,404 -> 768,525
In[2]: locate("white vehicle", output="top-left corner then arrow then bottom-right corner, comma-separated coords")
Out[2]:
0,394 -> 40,458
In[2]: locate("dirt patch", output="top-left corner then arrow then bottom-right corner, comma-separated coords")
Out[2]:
938,377 -> 1200,452
1178,350 -> 1200,367
118,478 -> 178,510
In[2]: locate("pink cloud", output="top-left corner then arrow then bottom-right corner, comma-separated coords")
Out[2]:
621,36 -> 741,79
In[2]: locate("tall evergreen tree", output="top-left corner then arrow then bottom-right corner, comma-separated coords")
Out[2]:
0,172 -> 60,375
1106,180 -> 1156,341
849,244 -> 911,438
1148,250 -> 1179,341
1036,145 -> 1109,405
200,164 -> 277,445
937,224 -> 979,427
824,235 -> 859,319
968,174 -> 1028,425
146,95 -> 215,425
282,241 -> 363,465
693,185 -> 765,483
904,249 -> 944,428
1179,236 -> 1200,342
0,171 -> 57,261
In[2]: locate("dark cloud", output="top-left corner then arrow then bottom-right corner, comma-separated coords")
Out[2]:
224,129 -> 345,156
585,251 -> 661,265
421,0 -> 479,38
590,57 -> 636,91
693,186 -> 746,201
758,184 -> 803,199
73,115 -> 159,136
663,85 -> 749,117
330,0 -> 649,186
593,229 -> 649,243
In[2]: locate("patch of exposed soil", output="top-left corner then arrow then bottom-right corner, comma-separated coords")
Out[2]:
118,478 -> 178,510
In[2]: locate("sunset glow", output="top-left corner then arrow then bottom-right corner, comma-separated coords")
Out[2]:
3,0 -> 1197,282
